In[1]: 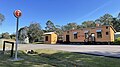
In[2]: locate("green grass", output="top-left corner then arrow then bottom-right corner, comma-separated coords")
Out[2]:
0,49 -> 120,67
32,42 -> 44,44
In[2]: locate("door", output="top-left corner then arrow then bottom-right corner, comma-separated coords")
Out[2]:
66,35 -> 70,43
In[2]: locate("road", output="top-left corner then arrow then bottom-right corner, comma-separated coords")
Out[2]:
17,44 -> 120,58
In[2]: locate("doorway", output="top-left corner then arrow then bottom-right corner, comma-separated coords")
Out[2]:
66,35 -> 70,43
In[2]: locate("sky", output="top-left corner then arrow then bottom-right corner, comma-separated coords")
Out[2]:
0,0 -> 120,34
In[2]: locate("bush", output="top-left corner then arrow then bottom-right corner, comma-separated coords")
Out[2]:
114,37 -> 120,44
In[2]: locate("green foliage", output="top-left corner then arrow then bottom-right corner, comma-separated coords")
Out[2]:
28,23 -> 43,43
10,33 -> 16,40
61,21 -> 96,31
1,32 -> 10,39
112,18 -> 120,32
18,26 -> 29,41
18,23 -> 44,43
58,13 -> 120,32
95,14 -> 113,25
55,25 -> 63,35
82,21 -> 96,28
77,25 -> 82,29
114,37 -> 120,44
45,20 -> 56,32
45,20 -> 63,35
61,23 -> 78,31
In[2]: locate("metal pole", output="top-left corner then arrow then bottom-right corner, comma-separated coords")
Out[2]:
15,17 -> 19,60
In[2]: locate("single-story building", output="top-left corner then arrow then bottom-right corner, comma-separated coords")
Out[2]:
63,25 -> 116,44
44,32 -> 57,44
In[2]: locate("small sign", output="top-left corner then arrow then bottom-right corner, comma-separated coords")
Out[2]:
14,10 -> 22,18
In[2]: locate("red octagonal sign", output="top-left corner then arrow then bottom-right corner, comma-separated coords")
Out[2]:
14,10 -> 22,18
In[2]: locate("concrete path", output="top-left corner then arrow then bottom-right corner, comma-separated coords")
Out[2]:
17,44 -> 120,58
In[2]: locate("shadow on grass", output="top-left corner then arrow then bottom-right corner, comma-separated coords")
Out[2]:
74,51 -> 120,58
0,50 -> 120,67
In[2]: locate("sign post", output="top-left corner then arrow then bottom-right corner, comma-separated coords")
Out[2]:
13,10 -> 22,61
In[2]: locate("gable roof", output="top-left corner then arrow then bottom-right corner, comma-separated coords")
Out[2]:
109,25 -> 116,33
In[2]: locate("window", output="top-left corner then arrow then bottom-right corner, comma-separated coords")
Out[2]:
106,26 -> 108,29
67,31 -> 69,33
106,32 -> 109,35
73,32 -> 78,39
97,32 -> 102,38
45,36 -> 48,41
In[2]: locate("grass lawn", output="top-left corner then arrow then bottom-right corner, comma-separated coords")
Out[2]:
32,42 -> 44,44
0,49 -> 120,67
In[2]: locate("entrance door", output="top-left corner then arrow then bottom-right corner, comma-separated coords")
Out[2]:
66,35 -> 70,43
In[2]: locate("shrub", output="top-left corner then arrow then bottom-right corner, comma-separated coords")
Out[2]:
114,37 -> 120,44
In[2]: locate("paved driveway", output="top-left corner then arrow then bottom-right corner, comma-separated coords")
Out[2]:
18,44 -> 120,58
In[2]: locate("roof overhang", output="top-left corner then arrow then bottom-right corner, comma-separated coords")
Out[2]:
44,32 -> 54,35
73,32 -> 78,34
96,30 -> 102,32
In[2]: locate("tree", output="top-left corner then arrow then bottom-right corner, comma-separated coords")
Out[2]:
95,14 -> 113,25
1,32 -> 10,39
0,13 -> 5,25
114,13 -> 120,32
95,13 -> 120,32
77,25 -> 83,29
10,33 -> 16,40
112,17 -> 120,32
45,20 -> 56,32
55,25 -> 63,35
118,13 -> 120,19
114,37 -> 120,44
45,20 -> 64,35
28,23 -> 43,43
82,21 -> 96,28
61,23 -> 78,31
18,26 -> 29,41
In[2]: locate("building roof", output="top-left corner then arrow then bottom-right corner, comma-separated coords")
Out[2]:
109,25 -> 116,33
65,25 -> 116,33
44,32 -> 55,35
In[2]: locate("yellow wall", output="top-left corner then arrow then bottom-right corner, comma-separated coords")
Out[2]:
51,33 -> 57,44
44,33 -> 57,44
109,26 -> 115,42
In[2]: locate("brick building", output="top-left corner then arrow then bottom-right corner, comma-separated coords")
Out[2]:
63,25 -> 116,44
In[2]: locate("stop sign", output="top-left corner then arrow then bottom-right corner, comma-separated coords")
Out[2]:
14,10 -> 22,18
